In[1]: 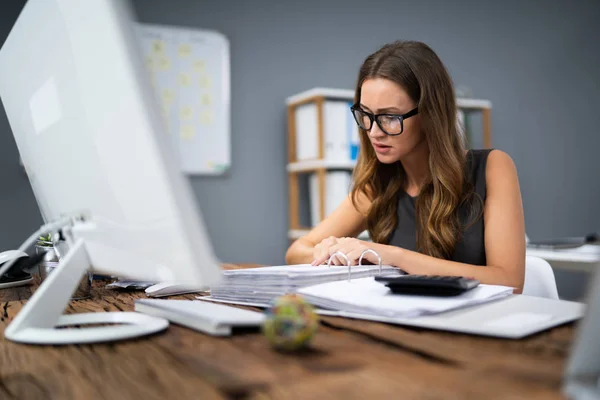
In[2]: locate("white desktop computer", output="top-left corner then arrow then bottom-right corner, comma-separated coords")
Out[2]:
0,0 -> 221,344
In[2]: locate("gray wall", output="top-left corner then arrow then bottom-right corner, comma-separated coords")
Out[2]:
1,0 -> 598,297
130,0 -> 600,260
0,0 -> 43,250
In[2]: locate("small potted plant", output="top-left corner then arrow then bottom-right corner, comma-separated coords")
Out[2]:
37,233 -> 53,248
35,233 -> 60,279
35,232 -> 92,299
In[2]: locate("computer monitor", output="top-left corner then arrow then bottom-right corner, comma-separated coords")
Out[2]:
0,0 -> 221,344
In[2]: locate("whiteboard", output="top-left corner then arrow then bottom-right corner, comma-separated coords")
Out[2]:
136,23 -> 230,175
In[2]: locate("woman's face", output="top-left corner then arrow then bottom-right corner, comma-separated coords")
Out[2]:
358,78 -> 423,163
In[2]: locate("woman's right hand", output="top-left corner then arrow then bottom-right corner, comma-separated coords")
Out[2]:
311,236 -> 339,266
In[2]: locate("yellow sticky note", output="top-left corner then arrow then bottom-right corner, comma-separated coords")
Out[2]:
162,89 -> 175,104
200,110 -> 213,126
200,93 -> 212,106
145,57 -> 154,71
180,106 -> 193,121
158,56 -> 171,71
193,60 -> 205,72
178,73 -> 191,87
180,125 -> 195,140
152,40 -> 165,54
199,75 -> 212,88
207,161 -> 214,168
178,43 -> 191,57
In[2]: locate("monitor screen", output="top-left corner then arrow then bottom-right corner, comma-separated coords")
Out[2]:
0,0 -> 221,286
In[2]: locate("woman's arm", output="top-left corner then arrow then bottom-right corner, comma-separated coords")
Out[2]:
285,192 -> 369,265
321,150 -> 526,292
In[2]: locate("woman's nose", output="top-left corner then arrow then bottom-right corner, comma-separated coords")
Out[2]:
368,122 -> 386,139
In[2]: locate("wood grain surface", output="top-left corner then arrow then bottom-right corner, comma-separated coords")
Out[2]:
0,264 -> 577,400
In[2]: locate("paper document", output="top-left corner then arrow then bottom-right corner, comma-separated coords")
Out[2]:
297,277 -> 513,318
209,264 -> 403,306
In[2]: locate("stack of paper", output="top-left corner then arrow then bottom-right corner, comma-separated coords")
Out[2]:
207,264 -> 403,306
297,277 -> 513,318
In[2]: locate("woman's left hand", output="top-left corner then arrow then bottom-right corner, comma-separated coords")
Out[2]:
313,237 -> 379,266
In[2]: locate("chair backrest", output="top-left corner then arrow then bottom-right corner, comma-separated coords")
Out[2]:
523,255 -> 559,299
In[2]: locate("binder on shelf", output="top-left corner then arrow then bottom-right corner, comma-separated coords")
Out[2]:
294,99 -> 359,162
348,102 -> 360,161
309,171 -> 352,226
294,103 -> 319,161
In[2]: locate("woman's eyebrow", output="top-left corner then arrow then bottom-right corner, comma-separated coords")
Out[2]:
377,107 -> 403,114
360,104 -> 403,113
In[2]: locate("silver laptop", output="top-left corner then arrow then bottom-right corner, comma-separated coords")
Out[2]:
383,294 -> 584,339
324,293 -> 585,339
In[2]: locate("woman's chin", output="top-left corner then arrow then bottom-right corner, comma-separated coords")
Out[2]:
375,153 -> 400,164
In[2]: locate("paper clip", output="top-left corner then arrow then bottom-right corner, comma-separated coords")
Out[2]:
358,249 -> 382,277
326,251 -> 353,282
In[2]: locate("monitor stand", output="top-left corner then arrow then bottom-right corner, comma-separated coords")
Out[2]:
4,239 -> 169,345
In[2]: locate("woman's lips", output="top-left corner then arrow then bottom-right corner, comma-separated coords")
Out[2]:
372,142 -> 392,154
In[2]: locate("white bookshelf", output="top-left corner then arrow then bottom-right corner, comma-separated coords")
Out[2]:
456,98 -> 492,110
287,159 -> 356,173
286,88 -> 355,106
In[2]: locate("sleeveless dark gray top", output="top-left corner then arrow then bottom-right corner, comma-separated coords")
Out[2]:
387,149 -> 492,266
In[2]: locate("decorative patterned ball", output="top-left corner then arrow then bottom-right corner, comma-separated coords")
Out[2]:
263,294 -> 319,351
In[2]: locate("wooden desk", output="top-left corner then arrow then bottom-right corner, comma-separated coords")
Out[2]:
0,265 -> 577,400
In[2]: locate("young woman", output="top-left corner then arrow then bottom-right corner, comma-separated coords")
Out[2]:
285,41 -> 526,292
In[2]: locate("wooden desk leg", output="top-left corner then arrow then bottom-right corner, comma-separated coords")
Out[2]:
289,173 -> 299,230
482,108 -> 492,148
318,169 -> 326,223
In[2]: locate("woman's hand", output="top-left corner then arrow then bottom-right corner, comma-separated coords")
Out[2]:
312,237 -> 378,266
311,236 -> 338,266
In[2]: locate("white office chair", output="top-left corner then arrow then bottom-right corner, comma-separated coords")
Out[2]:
522,255 -> 559,300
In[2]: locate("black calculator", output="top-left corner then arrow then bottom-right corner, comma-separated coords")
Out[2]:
374,275 -> 480,296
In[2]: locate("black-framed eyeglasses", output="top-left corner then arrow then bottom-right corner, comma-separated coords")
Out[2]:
350,105 -> 419,136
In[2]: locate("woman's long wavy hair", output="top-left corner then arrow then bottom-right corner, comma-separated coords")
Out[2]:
351,41 -> 472,259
